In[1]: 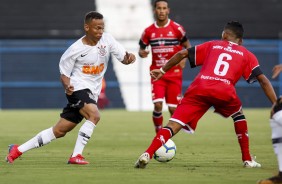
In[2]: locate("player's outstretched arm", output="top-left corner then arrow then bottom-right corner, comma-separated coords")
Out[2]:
151,49 -> 189,81
257,74 -> 277,104
162,49 -> 189,72
178,40 -> 191,69
122,52 -> 136,65
272,64 -> 282,79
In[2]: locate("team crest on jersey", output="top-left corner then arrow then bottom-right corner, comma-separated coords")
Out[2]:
98,45 -> 107,56
158,40 -> 165,46
151,33 -> 156,38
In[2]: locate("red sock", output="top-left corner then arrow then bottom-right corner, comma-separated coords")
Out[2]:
145,127 -> 172,158
234,119 -> 251,161
153,111 -> 163,133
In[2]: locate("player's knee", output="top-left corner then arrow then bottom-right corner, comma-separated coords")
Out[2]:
166,121 -> 182,135
154,102 -> 163,112
53,129 -> 67,138
88,112 -> 100,124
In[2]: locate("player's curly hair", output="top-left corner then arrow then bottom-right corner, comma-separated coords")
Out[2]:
84,11 -> 103,23
154,0 -> 168,8
224,21 -> 244,39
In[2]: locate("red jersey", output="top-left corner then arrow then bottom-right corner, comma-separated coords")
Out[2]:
140,19 -> 187,77
187,40 -> 262,101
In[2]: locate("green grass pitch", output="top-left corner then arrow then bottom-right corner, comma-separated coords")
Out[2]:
0,108 -> 277,184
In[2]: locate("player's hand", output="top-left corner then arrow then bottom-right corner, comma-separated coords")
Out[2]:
272,64 -> 282,79
122,52 -> 136,65
65,84 -> 74,95
138,49 -> 149,58
150,69 -> 164,81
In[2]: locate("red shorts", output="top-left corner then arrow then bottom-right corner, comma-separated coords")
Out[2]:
170,93 -> 242,133
151,76 -> 182,107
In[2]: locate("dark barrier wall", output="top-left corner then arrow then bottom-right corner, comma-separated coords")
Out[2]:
0,39 -> 281,109
0,0 -> 96,38
0,0 -> 281,109
165,0 -> 282,38
1,0 -> 281,38
0,40 -> 125,109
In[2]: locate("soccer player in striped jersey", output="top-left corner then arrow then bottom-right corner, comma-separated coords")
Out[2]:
135,21 -> 277,169
6,11 -> 136,165
139,0 -> 191,133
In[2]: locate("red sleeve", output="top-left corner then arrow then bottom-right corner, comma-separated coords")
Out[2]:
139,29 -> 150,49
243,51 -> 261,83
172,22 -> 187,44
176,24 -> 187,41
188,41 -> 212,67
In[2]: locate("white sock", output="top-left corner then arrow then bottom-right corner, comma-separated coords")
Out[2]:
273,142 -> 282,172
18,127 -> 56,153
270,119 -> 282,171
72,120 -> 96,157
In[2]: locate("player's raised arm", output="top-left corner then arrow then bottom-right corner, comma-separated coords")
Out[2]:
178,40 -> 191,69
162,49 -> 189,73
150,49 -> 189,80
256,74 -> 277,104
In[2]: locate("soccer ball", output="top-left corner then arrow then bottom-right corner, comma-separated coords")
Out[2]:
154,139 -> 176,162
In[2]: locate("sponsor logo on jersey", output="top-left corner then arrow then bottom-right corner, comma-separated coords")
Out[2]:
153,47 -> 174,53
98,45 -> 107,56
167,31 -> 174,37
157,53 -> 168,59
157,135 -> 165,145
156,54 -> 169,66
82,63 -> 105,75
212,45 -> 243,56
200,74 -> 231,85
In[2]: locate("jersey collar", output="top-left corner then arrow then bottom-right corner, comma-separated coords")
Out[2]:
154,19 -> 170,28
228,41 -> 238,45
